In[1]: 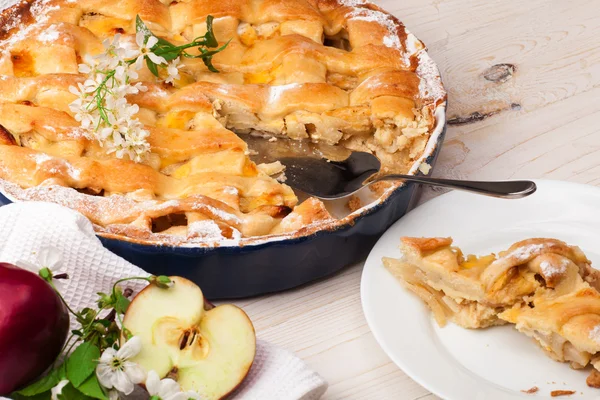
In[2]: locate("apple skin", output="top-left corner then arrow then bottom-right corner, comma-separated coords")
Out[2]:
0,263 -> 70,395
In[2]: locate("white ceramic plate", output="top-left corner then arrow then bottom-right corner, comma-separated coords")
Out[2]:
361,180 -> 600,399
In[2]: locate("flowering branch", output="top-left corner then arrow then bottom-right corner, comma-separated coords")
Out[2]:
69,15 -> 229,163
13,248 -> 181,400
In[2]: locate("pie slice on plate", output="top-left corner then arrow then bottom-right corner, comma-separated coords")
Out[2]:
384,237 -> 600,386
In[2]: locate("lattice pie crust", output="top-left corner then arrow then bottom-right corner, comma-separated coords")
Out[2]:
0,0 -> 445,246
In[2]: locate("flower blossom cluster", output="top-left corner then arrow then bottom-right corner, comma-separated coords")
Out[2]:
68,33 -> 181,163
94,336 -> 200,400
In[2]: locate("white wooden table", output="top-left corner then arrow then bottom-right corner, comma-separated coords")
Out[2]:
236,0 -> 600,398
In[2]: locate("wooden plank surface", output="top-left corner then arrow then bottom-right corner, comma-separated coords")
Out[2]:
235,0 -> 600,398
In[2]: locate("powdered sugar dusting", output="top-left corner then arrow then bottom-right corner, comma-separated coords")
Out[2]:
1,6 -> 22,32
404,32 -> 423,56
154,199 -> 180,210
70,127 -> 93,140
0,179 -> 248,246
540,258 -> 569,278
417,50 -> 446,102
223,186 -> 238,195
338,0 -> 369,6
504,243 -> 547,262
187,220 -> 241,246
204,204 -> 241,224
348,7 -> 402,51
37,24 -> 60,43
188,219 -> 222,238
0,0 -> 61,50
590,325 -> 600,345
29,0 -> 60,24
31,152 -> 52,164
30,153 -> 82,180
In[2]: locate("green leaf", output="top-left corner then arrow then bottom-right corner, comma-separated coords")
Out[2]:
97,293 -> 112,309
155,36 -> 175,49
202,56 -> 218,73
66,342 -> 101,388
146,57 -> 159,77
16,368 -> 60,396
78,375 -> 108,400
135,15 -> 152,39
204,15 -> 218,48
135,14 -> 227,72
11,392 -> 50,400
155,47 -> 181,62
58,362 -> 67,380
114,291 -> 131,314
136,14 -> 174,50
59,384 -> 95,400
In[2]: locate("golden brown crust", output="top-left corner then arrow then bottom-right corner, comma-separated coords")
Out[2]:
0,123 -> 16,145
0,0 -> 446,246
400,236 -> 453,252
0,0 -> 34,40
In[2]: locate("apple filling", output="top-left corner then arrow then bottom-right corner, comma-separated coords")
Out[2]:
516,326 -> 592,368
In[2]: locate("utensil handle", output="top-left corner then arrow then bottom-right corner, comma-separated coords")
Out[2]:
373,175 -> 537,199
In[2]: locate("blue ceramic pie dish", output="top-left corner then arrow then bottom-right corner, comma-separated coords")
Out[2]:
0,106 -> 446,299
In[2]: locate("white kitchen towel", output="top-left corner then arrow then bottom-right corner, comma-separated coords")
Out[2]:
0,202 -> 328,400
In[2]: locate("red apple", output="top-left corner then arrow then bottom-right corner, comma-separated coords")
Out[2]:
0,262 -> 69,395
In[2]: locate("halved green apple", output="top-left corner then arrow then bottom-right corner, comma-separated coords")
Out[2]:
122,277 -> 256,400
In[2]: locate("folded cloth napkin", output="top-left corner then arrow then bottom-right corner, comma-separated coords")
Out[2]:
0,202 -> 328,400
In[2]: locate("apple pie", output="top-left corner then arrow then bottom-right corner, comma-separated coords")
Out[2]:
0,0 -> 445,246
384,237 -> 600,387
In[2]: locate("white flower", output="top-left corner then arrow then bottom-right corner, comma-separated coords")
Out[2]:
164,58 -> 181,84
37,247 -> 63,271
97,34 -> 135,69
16,247 -> 67,289
98,111 -> 129,142
133,32 -> 166,70
96,336 -> 146,395
68,25 -> 154,163
51,379 -> 69,400
145,371 -> 201,400
78,63 -> 92,74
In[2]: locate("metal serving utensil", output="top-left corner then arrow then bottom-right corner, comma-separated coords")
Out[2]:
279,151 -> 536,200
241,135 -> 537,200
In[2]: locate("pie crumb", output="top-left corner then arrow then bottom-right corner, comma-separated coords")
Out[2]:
587,369 -> 600,387
521,387 -> 538,394
257,161 -> 285,176
275,172 -> 287,183
347,195 -> 362,212
418,162 -> 432,175
550,390 -> 576,397
369,181 -> 392,197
